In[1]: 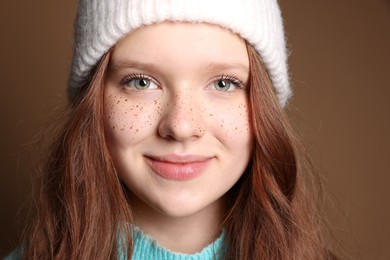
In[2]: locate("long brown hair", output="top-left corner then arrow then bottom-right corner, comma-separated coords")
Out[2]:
22,52 -> 132,259
221,45 -> 332,259
22,43 -> 331,259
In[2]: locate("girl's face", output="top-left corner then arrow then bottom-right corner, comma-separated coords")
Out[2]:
104,22 -> 252,219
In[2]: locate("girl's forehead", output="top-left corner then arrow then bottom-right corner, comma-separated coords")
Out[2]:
111,22 -> 249,68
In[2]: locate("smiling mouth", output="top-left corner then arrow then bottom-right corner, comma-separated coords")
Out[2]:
144,154 -> 213,181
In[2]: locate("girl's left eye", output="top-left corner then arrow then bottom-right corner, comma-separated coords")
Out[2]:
214,79 -> 234,91
211,76 -> 244,92
120,74 -> 158,90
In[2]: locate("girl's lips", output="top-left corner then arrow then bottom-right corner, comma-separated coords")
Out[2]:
144,155 -> 213,180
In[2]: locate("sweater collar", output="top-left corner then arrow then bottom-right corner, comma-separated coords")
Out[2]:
119,226 -> 225,260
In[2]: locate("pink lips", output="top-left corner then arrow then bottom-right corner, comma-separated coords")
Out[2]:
145,154 -> 212,180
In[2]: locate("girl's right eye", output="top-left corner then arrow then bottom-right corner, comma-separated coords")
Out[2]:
120,74 -> 158,90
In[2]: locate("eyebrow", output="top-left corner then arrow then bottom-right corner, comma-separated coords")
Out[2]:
109,60 -> 249,74
109,60 -> 161,73
204,61 -> 249,74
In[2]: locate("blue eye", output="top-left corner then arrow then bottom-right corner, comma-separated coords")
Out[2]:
212,75 -> 244,92
121,74 -> 158,90
214,79 -> 233,91
132,78 -> 152,89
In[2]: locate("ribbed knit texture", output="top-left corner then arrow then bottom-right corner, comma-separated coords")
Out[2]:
69,0 -> 292,107
119,226 -> 225,260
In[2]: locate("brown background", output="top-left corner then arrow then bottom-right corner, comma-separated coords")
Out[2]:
0,1 -> 389,259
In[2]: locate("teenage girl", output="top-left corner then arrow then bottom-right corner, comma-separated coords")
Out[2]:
6,0 -> 334,259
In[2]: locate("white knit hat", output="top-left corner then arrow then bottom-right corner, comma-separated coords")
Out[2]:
68,0 -> 291,107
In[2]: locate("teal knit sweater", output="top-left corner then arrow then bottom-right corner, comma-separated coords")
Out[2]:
124,226 -> 225,259
4,227 -> 225,260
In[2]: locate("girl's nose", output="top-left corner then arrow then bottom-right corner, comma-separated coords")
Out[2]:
158,91 -> 205,142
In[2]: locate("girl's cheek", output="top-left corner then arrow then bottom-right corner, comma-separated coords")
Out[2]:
105,95 -> 161,144
210,101 -> 251,143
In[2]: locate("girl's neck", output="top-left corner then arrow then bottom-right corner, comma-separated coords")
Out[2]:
130,195 -> 225,254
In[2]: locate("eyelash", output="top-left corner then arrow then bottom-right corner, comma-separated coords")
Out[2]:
118,73 -> 245,89
119,73 -> 155,87
218,74 -> 245,89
